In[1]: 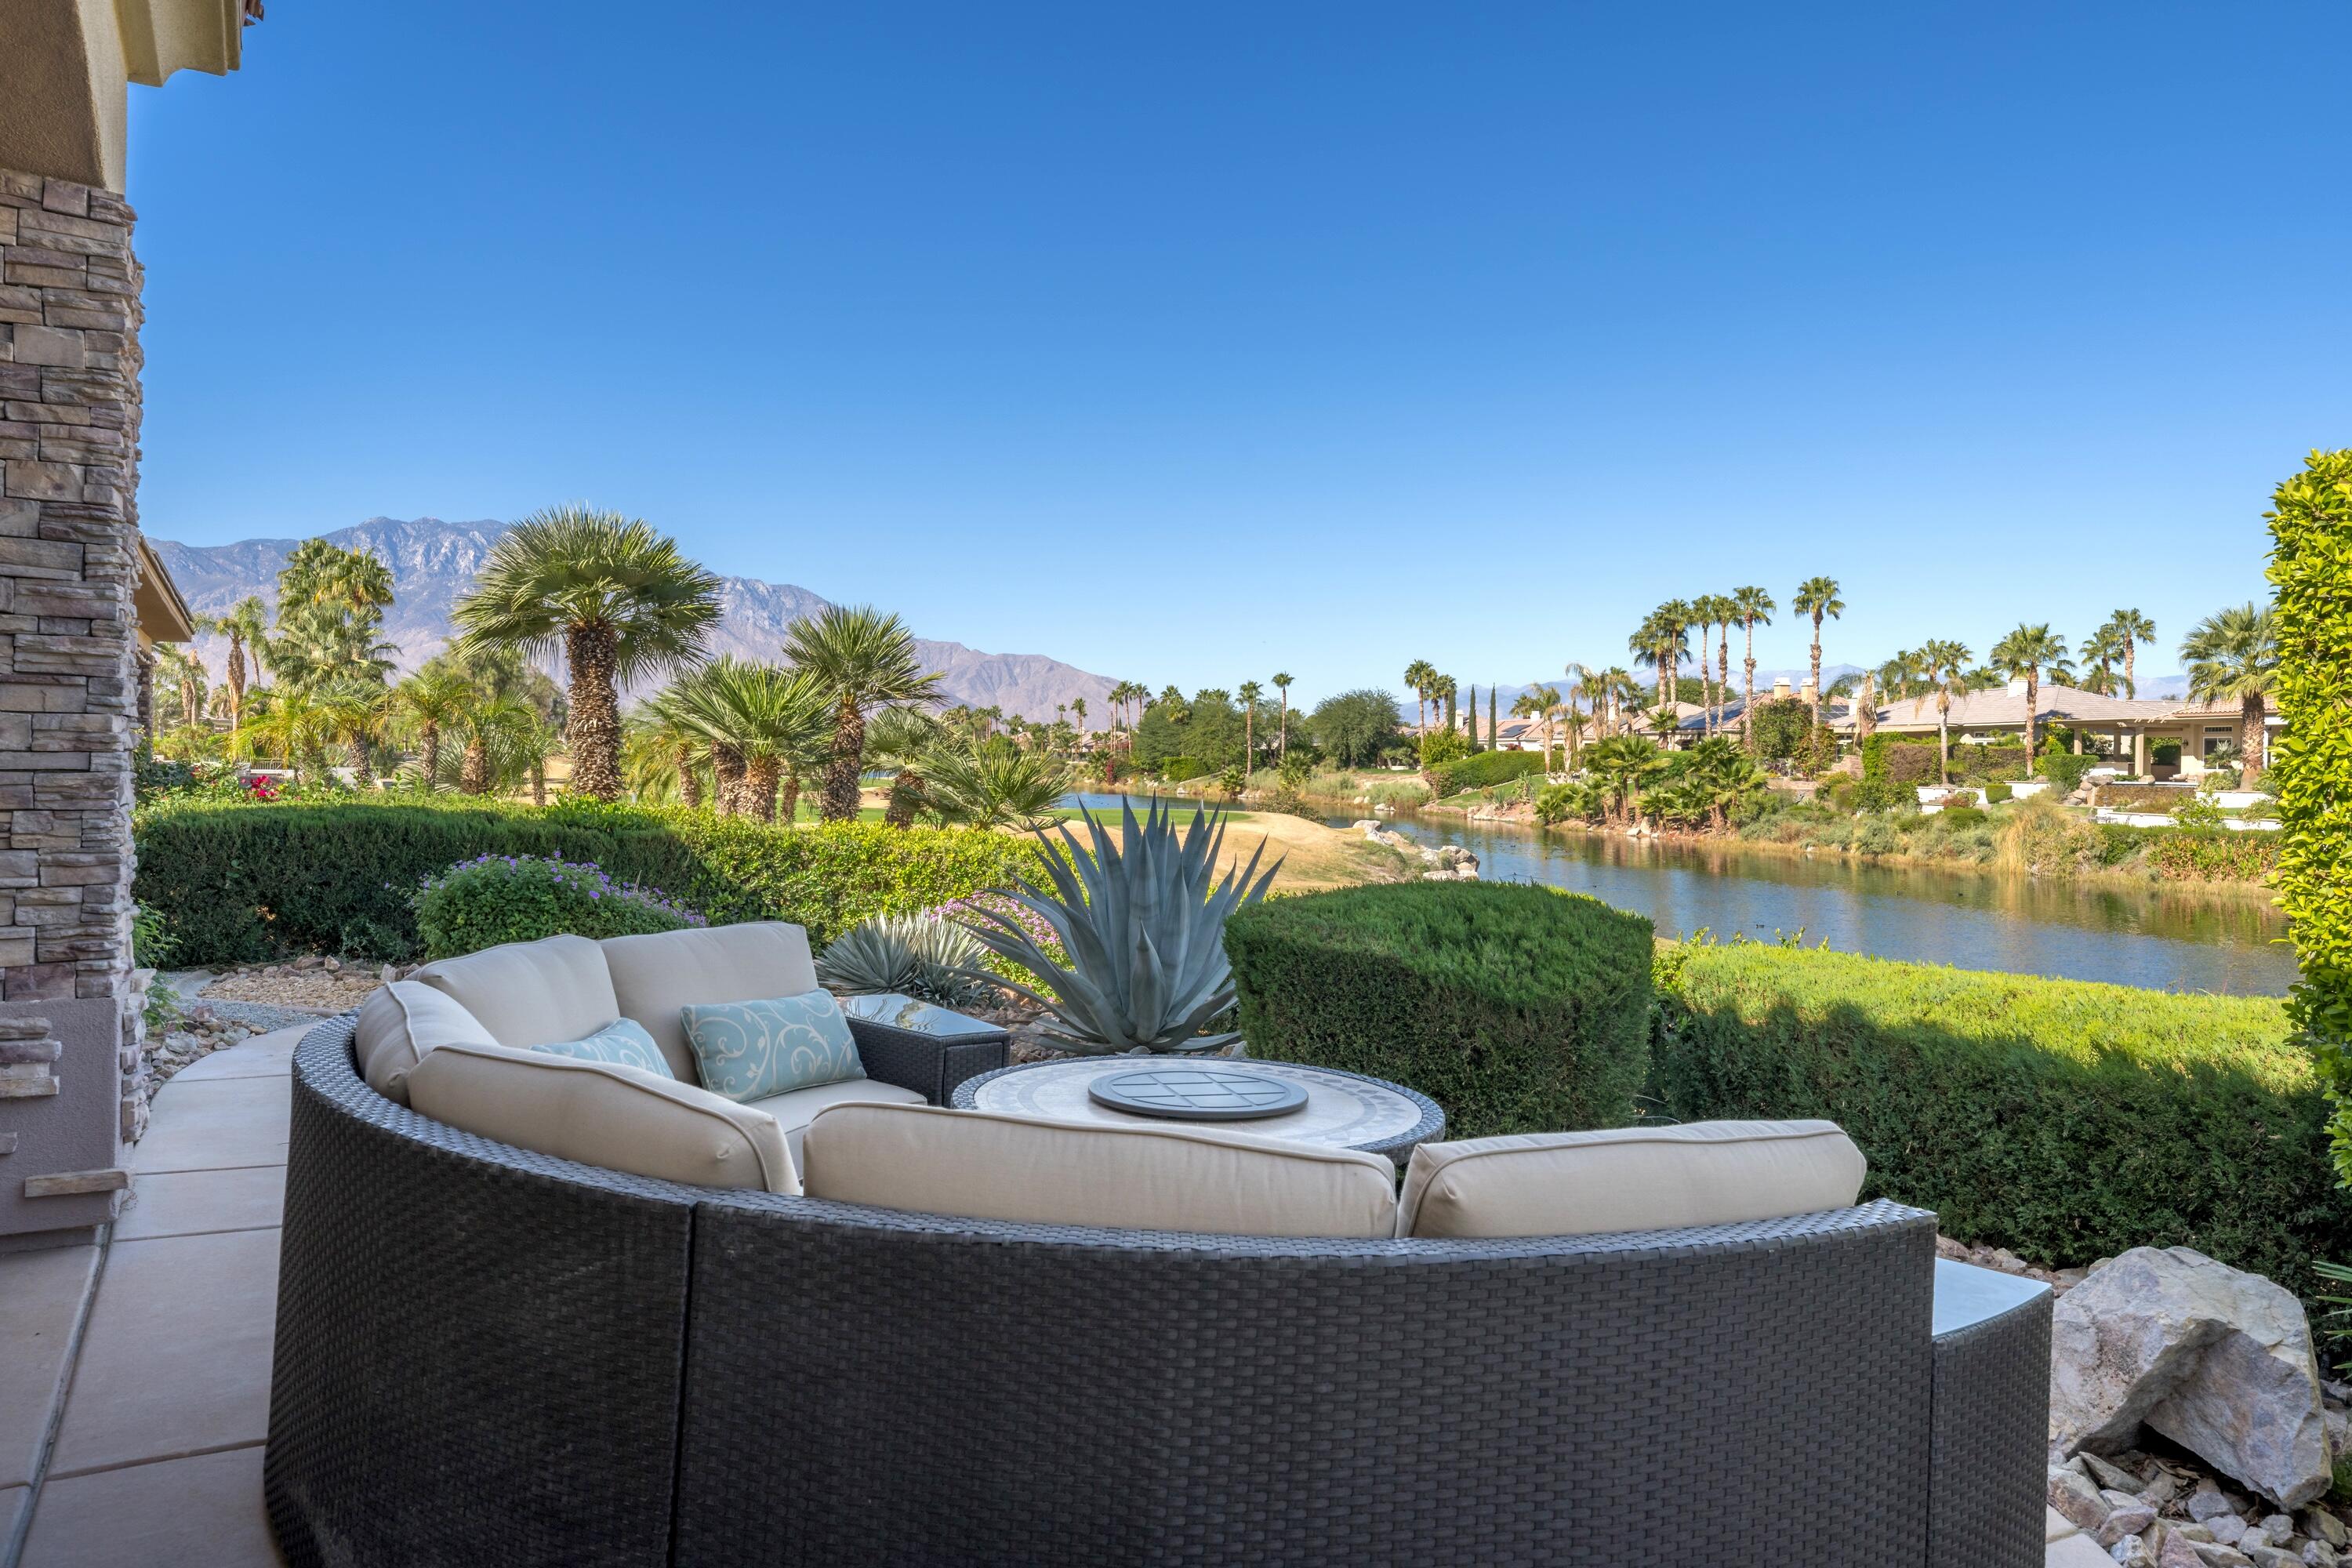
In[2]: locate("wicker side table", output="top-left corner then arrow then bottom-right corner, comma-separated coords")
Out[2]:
840,993 -> 1010,1105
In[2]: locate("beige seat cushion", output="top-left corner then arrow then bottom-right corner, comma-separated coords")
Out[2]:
411,933 -> 620,1051
601,922 -> 820,1082
802,1103 -> 1399,1238
1398,1119 -> 1866,1240
406,1041 -> 797,1193
746,1076 -> 926,1172
352,980 -> 498,1105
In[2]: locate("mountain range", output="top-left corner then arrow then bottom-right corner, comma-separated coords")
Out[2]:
148,517 -> 1118,721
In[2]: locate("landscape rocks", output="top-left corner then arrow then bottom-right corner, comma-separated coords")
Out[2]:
1352,819 -> 1480,880
2049,1450 -> 2351,1568
1938,1232 -> 2090,1294
201,952 -> 392,1013
2053,1247 -> 2332,1508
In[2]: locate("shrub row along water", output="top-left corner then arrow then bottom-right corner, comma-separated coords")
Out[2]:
1231,881 -> 2342,1298
133,797 -> 1045,965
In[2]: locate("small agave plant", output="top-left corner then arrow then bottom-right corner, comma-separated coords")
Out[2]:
815,912 -> 993,1008
960,798 -> 1280,1055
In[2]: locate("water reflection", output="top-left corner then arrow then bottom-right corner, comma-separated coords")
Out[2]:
1057,793 -> 2294,996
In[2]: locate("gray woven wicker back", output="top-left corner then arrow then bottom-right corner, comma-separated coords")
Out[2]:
267,1017 -> 1962,1567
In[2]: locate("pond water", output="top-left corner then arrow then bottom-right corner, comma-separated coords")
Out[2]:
1059,793 -> 2296,996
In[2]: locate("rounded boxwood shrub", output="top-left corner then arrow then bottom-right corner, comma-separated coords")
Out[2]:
414,854 -> 706,960
1225,881 -> 1654,1139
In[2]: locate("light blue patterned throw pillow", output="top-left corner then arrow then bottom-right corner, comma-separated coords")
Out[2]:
526,1018 -> 673,1079
681,990 -> 866,1102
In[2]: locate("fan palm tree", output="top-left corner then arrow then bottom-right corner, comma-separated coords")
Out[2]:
1584,733 -> 1667,826
448,690 -> 535,797
1916,638 -> 1973,784
1559,706 -> 1591,768
2103,609 -> 2156,701
622,696 -> 702,807
1403,659 -> 1438,734
1271,672 -> 1294,761
782,604 -> 944,821
450,505 -> 722,800
2180,603 -> 2279,773
1691,593 -> 1735,735
389,666 -> 471,789
1791,577 -> 1843,733
151,644 -> 205,732
1632,604 -> 1690,735
1989,623 -> 2069,756
197,596 -> 269,723
674,659 -> 833,822
232,689 -> 334,783
863,704 -> 943,826
1730,586 -> 1775,749
920,739 -> 1076,831
2078,624 -> 2128,698
1431,674 -> 1457,737
1236,680 -> 1263,772
317,681 -> 388,785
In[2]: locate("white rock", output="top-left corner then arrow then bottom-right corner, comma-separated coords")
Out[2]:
2193,1490 -> 2244,1523
2053,1247 -> 2332,1508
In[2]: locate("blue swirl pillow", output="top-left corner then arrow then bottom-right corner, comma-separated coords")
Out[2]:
681,990 -> 865,1102
526,1017 -> 673,1079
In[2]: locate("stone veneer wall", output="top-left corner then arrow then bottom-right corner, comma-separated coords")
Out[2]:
0,169 -> 149,1143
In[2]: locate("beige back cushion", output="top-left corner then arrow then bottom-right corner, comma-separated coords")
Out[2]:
1399,1120 -> 1866,1240
802,1103 -> 1398,1238
411,933 -> 620,1051
601,922 -> 820,1082
406,1041 -> 797,1194
352,980 -> 497,1105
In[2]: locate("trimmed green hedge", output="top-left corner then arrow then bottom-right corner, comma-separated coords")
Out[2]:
1226,882 -> 1653,1138
1651,942 -> 2349,1294
132,797 -> 1045,964
1431,749 -> 1548,797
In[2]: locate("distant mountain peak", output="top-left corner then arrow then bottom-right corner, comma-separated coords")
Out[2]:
148,517 -> 1116,719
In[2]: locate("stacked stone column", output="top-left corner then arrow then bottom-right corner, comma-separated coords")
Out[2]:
0,170 -> 149,1141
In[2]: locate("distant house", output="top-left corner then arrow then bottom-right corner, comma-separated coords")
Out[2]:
1831,678 -> 2276,777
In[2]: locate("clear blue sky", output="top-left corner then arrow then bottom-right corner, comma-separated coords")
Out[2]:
126,3 -> 2348,702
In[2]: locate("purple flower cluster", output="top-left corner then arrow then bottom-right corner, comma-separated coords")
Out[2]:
419,852 -> 708,927
935,892 -> 1061,956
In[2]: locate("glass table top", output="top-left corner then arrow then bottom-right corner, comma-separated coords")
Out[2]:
838,992 -> 1007,1038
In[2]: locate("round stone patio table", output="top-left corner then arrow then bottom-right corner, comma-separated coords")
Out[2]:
953,1057 -> 1444,1163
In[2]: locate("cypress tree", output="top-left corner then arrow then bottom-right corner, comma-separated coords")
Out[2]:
1489,685 -> 1498,753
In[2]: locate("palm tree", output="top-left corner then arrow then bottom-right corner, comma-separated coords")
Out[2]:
451,505 -> 722,800
622,695 -> 702,807
677,659 -> 833,822
1432,675 -> 1457,738
1692,593 -> 1736,735
864,705 -> 943,827
1916,638 -> 1973,784
1584,733 -> 1667,826
1730,586 -> 1775,750
450,690 -> 535,797
1070,696 -> 1087,735
920,740 -> 1075,831
2103,609 -> 2156,701
152,644 -> 205,732
198,596 -> 269,724
317,682 -> 387,784
1559,707 -> 1591,768
2180,603 -> 2279,773
1236,680 -> 1263,773
1271,673 -> 1294,761
232,689 -> 334,784
1791,577 -> 1842,733
2078,624 -> 2127,698
782,604 -> 943,821
389,667 -> 471,789
1512,684 -> 1562,771
1989,623 -> 2068,756
1632,604 -> 1690,740
1403,659 -> 1438,735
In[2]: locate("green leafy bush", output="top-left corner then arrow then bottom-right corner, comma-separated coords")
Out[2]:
1159,757 -> 1207,783
2154,741 -> 2183,768
414,854 -> 704,960
1429,748 -> 1547,798
1940,805 -> 1987,829
2145,829 -> 2279,883
1853,777 -> 1913,813
2267,451 -> 2352,1185
1651,941 -> 2351,1294
1226,881 -> 1653,1138
1983,781 -> 2013,804
133,797 -> 1046,964
2171,796 -> 2226,831
1853,816 -> 1900,855
2038,753 -> 2097,795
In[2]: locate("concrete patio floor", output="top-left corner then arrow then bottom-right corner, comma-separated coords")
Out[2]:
3,1022 -> 2084,1567
3,1024 -> 299,1568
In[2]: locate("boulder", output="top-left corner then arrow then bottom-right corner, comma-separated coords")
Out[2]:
2052,1248 -> 2332,1509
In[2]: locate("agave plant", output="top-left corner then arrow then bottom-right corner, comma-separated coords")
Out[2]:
960,800 -> 1280,1055
815,913 -> 993,1008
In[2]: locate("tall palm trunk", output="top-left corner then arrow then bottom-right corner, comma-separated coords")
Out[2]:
1717,630 -> 1730,739
2241,693 -> 2267,773
820,694 -> 865,821
1937,695 -> 1951,785
460,739 -> 488,796
710,744 -> 746,817
675,745 -> 702,809
1741,615 -> 1759,751
885,766 -> 923,827
2024,669 -> 2039,756
779,766 -> 804,824
419,724 -> 441,788
2123,639 -> 2137,700
348,736 -> 372,785
1243,706 -> 1254,775
530,759 -> 547,807
745,757 -> 782,823
1809,614 -> 1824,734
1277,690 -> 1289,760
566,623 -> 623,800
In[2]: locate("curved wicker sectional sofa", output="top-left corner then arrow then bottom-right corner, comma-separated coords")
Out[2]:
266,1013 -> 2050,1568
